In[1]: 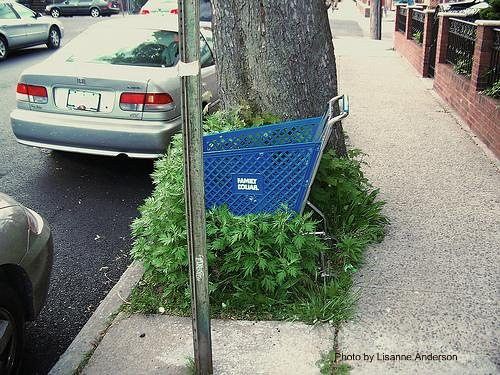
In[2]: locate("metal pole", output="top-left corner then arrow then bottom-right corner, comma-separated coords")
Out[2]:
370,0 -> 382,40
178,0 -> 213,374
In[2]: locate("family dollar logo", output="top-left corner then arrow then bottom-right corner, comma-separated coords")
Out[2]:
232,173 -> 265,195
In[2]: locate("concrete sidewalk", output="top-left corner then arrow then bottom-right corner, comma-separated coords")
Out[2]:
332,1 -> 500,373
82,315 -> 334,374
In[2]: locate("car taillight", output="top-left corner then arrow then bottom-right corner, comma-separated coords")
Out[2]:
120,93 -> 145,111
170,8 -> 178,14
16,83 -> 48,104
140,9 -> 150,14
120,92 -> 174,112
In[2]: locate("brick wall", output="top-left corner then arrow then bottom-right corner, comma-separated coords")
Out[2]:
433,17 -> 500,158
393,7 -> 434,77
395,12 -> 500,158
434,64 -> 500,157
394,30 -> 426,75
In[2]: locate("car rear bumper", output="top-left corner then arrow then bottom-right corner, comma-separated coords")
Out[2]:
102,7 -> 120,14
11,109 -> 181,158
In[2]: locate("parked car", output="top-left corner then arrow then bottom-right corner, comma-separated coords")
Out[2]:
0,193 -> 53,375
438,0 -> 488,17
45,0 -> 120,18
139,0 -> 211,22
0,1 -> 63,61
10,15 -> 218,158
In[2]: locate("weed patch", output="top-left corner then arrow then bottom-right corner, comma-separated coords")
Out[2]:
317,349 -> 352,375
481,79 -> 500,99
128,109 -> 387,324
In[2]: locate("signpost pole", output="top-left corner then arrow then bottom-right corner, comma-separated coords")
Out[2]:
178,0 -> 213,373
370,0 -> 382,40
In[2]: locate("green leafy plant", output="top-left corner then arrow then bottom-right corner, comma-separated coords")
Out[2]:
185,357 -> 195,375
309,149 -> 387,242
207,207 -> 327,308
132,148 -> 329,314
239,103 -> 282,126
317,350 -> 352,375
131,110 -> 327,317
478,0 -> 500,20
202,107 -> 248,133
412,30 -> 423,44
481,79 -> 500,99
288,272 -> 357,324
308,149 -> 388,291
129,108 -> 388,324
452,58 -> 472,77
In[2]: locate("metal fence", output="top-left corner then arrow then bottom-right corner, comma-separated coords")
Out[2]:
397,7 -> 407,33
486,28 -> 500,88
446,18 -> 477,77
411,10 -> 425,44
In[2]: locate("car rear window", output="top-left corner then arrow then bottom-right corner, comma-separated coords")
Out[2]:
147,0 -> 177,7
66,29 -> 179,68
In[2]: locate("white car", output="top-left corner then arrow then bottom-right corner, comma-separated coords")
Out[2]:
139,0 -> 211,22
0,0 -> 64,61
10,15 -> 218,158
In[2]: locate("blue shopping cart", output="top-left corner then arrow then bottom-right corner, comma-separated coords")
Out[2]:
203,95 -> 349,216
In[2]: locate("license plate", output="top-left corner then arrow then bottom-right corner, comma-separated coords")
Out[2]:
67,90 -> 101,112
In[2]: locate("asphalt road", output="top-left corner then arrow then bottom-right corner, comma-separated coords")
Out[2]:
0,16 -> 154,374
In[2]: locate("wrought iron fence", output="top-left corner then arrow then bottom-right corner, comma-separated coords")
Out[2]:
446,18 -> 477,77
397,7 -> 407,33
486,28 -> 500,88
427,9 -> 440,77
411,10 -> 425,44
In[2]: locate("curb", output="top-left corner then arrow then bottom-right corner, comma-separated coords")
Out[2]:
49,261 -> 144,375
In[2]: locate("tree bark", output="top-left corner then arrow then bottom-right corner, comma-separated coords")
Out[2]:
211,0 -> 347,156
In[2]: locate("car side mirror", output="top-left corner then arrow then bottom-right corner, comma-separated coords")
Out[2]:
35,12 -> 43,17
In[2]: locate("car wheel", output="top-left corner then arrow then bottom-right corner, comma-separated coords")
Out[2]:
90,7 -> 100,17
47,27 -> 61,49
0,284 -> 25,375
50,8 -> 60,17
0,37 -> 7,62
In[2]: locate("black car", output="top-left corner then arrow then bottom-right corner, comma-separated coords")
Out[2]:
45,0 -> 120,18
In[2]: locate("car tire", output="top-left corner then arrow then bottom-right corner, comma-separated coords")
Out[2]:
50,8 -> 60,17
90,7 -> 100,17
46,27 -> 61,49
0,284 -> 25,375
0,36 -> 8,62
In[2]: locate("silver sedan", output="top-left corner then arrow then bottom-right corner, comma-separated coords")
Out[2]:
0,1 -> 64,61
10,15 -> 218,158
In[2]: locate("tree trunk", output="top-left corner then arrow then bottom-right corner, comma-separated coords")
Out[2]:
211,0 -> 347,156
